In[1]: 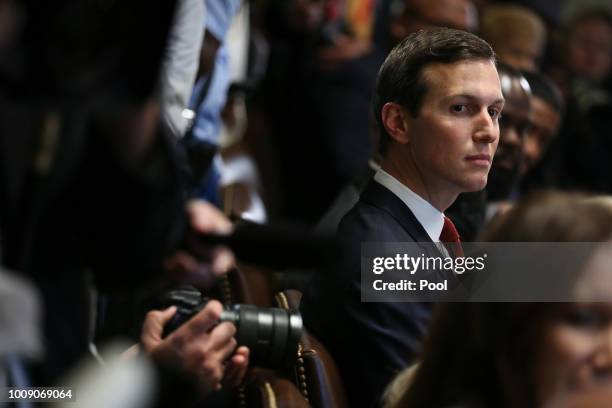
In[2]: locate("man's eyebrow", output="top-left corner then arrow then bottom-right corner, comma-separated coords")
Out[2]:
444,94 -> 505,105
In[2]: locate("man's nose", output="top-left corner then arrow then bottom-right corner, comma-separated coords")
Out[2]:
473,110 -> 498,143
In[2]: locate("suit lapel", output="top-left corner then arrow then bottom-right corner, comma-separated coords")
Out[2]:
360,181 -> 433,243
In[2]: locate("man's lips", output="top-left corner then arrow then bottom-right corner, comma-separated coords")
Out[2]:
465,154 -> 491,166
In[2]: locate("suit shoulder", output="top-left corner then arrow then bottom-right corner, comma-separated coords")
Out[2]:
338,199 -> 413,242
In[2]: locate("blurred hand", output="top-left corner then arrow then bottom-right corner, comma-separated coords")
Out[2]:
163,199 -> 235,287
141,300 -> 249,393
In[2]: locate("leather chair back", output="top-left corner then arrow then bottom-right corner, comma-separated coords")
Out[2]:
275,290 -> 349,408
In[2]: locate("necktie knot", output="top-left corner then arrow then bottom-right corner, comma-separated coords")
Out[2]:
440,216 -> 463,257
440,216 -> 461,243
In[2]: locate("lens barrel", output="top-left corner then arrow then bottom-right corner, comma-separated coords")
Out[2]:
221,304 -> 302,368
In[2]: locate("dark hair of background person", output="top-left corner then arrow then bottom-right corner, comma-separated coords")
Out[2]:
372,27 -> 496,154
394,191 -> 612,408
521,70 -> 565,114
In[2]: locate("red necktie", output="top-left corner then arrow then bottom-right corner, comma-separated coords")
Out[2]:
440,216 -> 464,257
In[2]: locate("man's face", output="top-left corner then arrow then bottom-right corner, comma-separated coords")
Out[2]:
521,96 -> 560,174
405,59 -> 503,196
487,73 -> 530,200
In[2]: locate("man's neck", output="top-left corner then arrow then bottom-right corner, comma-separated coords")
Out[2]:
381,155 -> 458,212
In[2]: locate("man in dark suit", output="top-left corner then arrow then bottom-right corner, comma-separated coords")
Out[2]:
301,27 -> 503,407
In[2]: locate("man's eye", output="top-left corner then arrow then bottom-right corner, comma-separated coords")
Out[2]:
451,105 -> 467,113
488,108 -> 501,119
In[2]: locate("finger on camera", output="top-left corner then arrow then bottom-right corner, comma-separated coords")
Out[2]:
183,300 -> 224,335
216,333 -> 238,360
141,306 -> 177,348
209,321 -> 237,349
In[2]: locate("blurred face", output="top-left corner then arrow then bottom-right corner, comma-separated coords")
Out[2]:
487,72 -> 530,199
568,18 -> 612,83
521,96 -> 561,174
405,59 -> 503,196
534,303 -> 612,407
533,245 -> 612,407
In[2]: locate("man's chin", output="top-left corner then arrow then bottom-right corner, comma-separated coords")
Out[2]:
462,177 -> 488,193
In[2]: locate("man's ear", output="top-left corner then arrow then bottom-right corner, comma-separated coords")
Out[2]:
381,102 -> 411,144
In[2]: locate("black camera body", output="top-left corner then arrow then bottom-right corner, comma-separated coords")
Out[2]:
161,287 -> 303,369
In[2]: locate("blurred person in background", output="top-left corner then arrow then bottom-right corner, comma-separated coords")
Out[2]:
542,7 -> 612,194
264,0 -> 384,223
385,191 -> 612,408
485,63 -> 531,205
387,0 -> 478,45
0,0 -> 248,401
184,0 -> 242,204
519,70 -> 564,176
480,3 -> 547,72
158,0 -> 205,140
564,7 -> 612,89
519,70 -> 565,192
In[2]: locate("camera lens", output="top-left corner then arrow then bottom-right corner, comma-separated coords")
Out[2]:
161,286 -> 303,368
221,304 -> 302,368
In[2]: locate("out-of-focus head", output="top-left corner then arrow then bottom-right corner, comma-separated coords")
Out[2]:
389,0 -> 478,45
565,8 -> 612,84
485,193 -> 612,408
481,4 -> 546,72
486,63 -> 531,200
520,71 -> 564,174
396,191 -> 612,408
481,191 -> 612,242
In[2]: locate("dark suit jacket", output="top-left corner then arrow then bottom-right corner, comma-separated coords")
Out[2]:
301,181 -> 437,408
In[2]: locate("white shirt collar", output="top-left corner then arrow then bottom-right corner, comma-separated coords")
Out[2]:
373,169 -> 445,242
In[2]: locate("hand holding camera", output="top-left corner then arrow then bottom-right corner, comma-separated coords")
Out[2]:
141,299 -> 249,393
